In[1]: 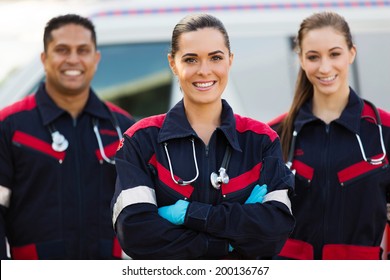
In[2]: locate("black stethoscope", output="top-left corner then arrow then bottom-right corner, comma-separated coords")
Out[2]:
48,117 -> 123,165
286,100 -> 387,170
164,138 -> 232,190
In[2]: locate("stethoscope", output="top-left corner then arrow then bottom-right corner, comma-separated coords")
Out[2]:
48,117 -> 123,165
286,100 -> 387,170
164,138 -> 232,189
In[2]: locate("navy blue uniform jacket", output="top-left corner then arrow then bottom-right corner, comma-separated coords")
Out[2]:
269,89 -> 390,259
0,83 -> 135,259
112,99 -> 295,259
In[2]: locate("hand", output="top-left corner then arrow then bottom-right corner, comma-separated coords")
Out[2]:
228,244 -> 234,252
245,184 -> 267,204
158,200 -> 189,225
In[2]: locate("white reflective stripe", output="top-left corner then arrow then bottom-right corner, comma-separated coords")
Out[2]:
0,185 -> 11,208
263,189 -> 292,214
112,186 -> 157,226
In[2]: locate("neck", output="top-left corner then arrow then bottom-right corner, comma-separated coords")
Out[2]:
312,89 -> 349,124
45,85 -> 89,119
184,100 -> 222,145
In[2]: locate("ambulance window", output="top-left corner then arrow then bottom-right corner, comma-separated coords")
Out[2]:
93,42 -> 172,120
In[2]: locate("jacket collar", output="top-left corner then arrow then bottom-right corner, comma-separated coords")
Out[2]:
294,88 -> 363,134
35,82 -> 112,126
158,99 -> 241,152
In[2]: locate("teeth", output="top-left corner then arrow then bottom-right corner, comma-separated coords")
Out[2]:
320,75 -> 336,81
64,70 -> 81,76
194,82 -> 214,88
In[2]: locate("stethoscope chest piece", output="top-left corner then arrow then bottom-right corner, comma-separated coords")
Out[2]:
51,131 -> 69,152
210,167 -> 229,190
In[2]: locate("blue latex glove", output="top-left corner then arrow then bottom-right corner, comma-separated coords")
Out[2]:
228,244 -> 234,252
158,200 -> 189,225
245,184 -> 267,204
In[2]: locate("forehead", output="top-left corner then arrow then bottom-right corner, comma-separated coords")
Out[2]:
301,27 -> 347,51
49,24 -> 94,47
177,28 -> 227,54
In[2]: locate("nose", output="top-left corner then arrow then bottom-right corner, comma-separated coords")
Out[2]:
319,57 -> 332,74
65,51 -> 80,64
197,61 -> 212,75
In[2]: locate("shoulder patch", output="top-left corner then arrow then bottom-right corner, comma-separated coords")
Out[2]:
124,114 -> 166,137
0,95 -> 36,121
235,114 -> 278,142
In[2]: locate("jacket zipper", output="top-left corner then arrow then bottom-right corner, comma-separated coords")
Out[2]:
323,123 -> 331,253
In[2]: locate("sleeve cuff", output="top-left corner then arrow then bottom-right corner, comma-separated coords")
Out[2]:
204,237 -> 229,258
184,201 -> 211,232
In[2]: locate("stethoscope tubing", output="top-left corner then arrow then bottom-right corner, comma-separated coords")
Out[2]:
286,100 -> 387,169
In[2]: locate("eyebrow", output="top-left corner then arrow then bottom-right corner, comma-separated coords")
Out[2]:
181,50 -> 225,58
305,46 -> 343,54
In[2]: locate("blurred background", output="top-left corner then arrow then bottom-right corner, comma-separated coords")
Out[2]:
0,0 -> 390,122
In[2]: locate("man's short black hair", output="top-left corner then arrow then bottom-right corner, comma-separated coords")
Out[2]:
43,14 -> 97,52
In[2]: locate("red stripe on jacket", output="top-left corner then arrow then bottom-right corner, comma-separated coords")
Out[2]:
235,114 -> 278,142
148,154 -> 194,198
125,114 -> 166,137
337,154 -> 388,184
95,140 -> 120,161
222,162 -> 262,195
0,95 -> 36,121
12,131 -> 66,161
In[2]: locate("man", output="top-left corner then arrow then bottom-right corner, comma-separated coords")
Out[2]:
0,14 -> 135,259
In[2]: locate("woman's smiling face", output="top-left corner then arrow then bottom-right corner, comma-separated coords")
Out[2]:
168,27 -> 233,106
299,26 -> 356,97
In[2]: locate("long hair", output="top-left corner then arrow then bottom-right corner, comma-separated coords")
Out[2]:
278,11 -> 354,161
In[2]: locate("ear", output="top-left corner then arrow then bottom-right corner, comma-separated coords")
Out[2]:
349,45 -> 357,64
94,50 -> 101,71
229,52 -> 234,67
167,53 -> 177,75
41,52 -> 47,71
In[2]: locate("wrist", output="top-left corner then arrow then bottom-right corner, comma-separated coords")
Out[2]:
184,201 -> 212,231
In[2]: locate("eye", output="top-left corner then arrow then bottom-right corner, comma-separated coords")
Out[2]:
307,55 -> 319,61
78,47 -> 91,55
184,57 -> 197,64
211,55 -> 223,61
330,52 -> 341,58
55,47 -> 68,55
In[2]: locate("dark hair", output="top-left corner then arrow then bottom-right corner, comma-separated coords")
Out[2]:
169,13 -> 231,58
278,11 -> 354,161
43,14 -> 97,52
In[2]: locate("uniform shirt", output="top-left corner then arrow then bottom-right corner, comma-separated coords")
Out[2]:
0,82 -> 135,259
112,99 -> 295,259
269,89 -> 390,259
